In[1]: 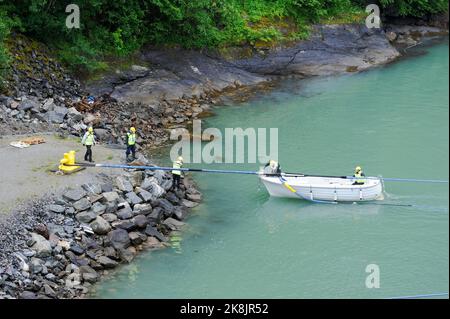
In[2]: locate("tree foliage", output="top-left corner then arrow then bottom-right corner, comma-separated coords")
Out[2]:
0,0 -> 447,74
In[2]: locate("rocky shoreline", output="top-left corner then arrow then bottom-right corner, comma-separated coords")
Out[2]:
0,22 -> 448,299
0,154 -> 201,299
1,24 -> 447,148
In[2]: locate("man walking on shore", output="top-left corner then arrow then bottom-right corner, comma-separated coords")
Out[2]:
126,127 -> 137,162
81,127 -> 96,162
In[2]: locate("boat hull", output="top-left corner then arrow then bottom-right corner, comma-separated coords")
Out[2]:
260,175 -> 384,202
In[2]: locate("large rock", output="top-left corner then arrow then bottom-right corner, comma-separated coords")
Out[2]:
118,247 -> 136,263
47,204 -> 65,214
91,202 -> 106,215
63,188 -> 87,202
48,106 -> 68,124
73,198 -> 91,211
79,265 -> 99,283
90,216 -> 111,235
19,98 -> 39,111
116,176 -> 134,193
75,211 -> 97,223
108,229 -> 131,250
144,225 -> 168,242
133,214 -> 149,228
163,217 -> 186,231
116,206 -> 133,220
133,203 -> 152,215
102,213 -> 118,223
97,256 -> 118,269
126,192 -> 143,205
102,191 -> 119,202
82,183 -> 103,195
30,233 -> 52,258
156,198 -> 174,213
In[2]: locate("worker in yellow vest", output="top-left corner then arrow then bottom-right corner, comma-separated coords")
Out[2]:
172,156 -> 184,190
126,127 -> 137,162
353,166 -> 365,185
81,127 -> 96,162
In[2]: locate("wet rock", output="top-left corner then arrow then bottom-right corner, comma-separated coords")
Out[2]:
63,189 -> 87,202
90,216 -> 111,235
75,211 -> 96,223
107,229 -> 131,250
163,218 -> 186,231
97,256 -> 118,269
182,199 -> 199,208
144,225 -> 168,242
79,265 -> 98,283
186,193 -> 202,202
129,232 -> 145,245
30,233 -> 52,258
118,247 -> 136,263
116,176 -> 133,193
156,198 -> 174,214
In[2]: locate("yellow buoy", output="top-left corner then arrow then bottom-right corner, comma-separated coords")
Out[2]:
58,150 -> 83,174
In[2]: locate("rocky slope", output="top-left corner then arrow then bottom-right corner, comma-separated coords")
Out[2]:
0,155 -> 201,299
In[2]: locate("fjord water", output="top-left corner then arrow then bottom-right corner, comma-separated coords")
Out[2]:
94,41 -> 449,298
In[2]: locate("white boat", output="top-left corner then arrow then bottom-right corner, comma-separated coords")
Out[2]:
259,174 -> 384,202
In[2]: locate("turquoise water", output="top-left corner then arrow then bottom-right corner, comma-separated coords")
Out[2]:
94,41 -> 449,298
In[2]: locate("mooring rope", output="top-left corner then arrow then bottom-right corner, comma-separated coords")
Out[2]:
67,162 -> 449,184
386,292 -> 449,299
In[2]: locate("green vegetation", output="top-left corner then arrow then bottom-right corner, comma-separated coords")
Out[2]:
0,0 -> 448,77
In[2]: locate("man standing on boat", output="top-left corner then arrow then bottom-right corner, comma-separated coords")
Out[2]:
353,166 -> 365,185
172,156 -> 184,190
264,160 -> 281,175
81,127 -> 96,163
126,127 -> 137,162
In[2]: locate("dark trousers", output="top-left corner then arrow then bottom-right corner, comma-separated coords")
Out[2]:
172,174 -> 181,189
84,145 -> 93,162
126,144 -> 136,160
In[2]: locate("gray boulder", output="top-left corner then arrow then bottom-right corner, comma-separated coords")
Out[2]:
75,211 -> 97,223
63,188 -> 87,202
98,256 -> 118,269
47,204 -> 65,214
108,229 -> 131,250
126,192 -> 143,205
90,216 -> 111,235
116,206 -> 133,220
30,233 -> 52,258
116,176 -> 133,193
82,183 -> 103,195
133,203 -> 152,215
73,198 -> 91,211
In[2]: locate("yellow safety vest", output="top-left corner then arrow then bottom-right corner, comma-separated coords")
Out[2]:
84,132 -> 94,146
172,161 -> 182,176
127,133 -> 136,146
355,172 -> 364,184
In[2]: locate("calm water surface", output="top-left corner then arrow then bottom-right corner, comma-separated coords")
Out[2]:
93,40 -> 449,298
